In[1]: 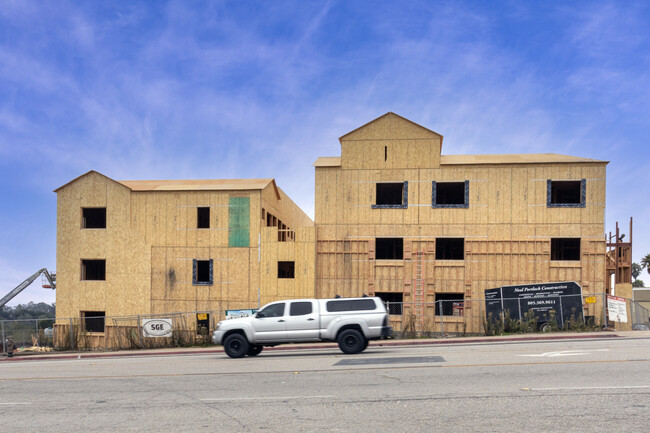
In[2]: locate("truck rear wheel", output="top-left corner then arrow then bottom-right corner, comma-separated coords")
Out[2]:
223,333 -> 249,358
338,329 -> 365,354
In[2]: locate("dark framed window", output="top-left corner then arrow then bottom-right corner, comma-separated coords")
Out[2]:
81,259 -> 106,280
372,182 -> 408,209
435,238 -> 464,260
547,179 -> 586,207
375,238 -> 404,260
82,208 -> 106,229
193,259 -> 213,285
278,261 -> 295,278
432,181 -> 469,208
551,238 -> 581,261
375,292 -> 403,315
290,302 -> 313,316
81,311 -> 105,333
197,207 -> 210,229
435,293 -> 464,316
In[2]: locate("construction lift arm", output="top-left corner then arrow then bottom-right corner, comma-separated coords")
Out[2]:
0,268 -> 55,309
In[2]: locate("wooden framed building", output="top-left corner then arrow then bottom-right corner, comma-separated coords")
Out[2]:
314,112 -> 608,332
54,112 -> 611,342
54,171 -> 314,341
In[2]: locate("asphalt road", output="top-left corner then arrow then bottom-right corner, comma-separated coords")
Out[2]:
1,336 -> 649,432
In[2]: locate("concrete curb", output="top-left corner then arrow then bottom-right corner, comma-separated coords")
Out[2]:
1,331 -> 623,362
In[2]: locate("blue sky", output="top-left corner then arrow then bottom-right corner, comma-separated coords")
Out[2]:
1,0 -> 649,306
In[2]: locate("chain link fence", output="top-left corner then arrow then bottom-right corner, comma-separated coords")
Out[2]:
0,317 -> 55,354
385,293 -> 650,337
2,293 -> 649,353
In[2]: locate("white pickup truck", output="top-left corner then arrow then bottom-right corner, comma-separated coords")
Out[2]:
212,297 -> 392,358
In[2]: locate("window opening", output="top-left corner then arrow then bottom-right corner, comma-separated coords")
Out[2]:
290,302 -> 313,316
193,259 -> 213,285
375,292 -> 403,315
432,181 -> 468,208
197,313 -> 210,336
81,259 -> 106,280
435,238 -> 464,260
384,146 -> 387,161
373,182 -> 408,209
547,179 -> 585,207
435,293 -> 464,316
82,208 -> 106,229
81,311 -> 105,333
197,207 -> 210,229
375,238 -> 403,260
551,238 -> 581,261
278,261 -> 295,278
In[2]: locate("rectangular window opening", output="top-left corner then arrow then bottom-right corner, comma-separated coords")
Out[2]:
82,208 -> 106,229
375,238 -> 404,260
435,238 -> 464,260
81,259 -> 106,280
375,292 -> 403,315
548,180 -> 585,207
81,311 -> 105,333
196,313 -> 210,336
433,181 -> 468,208
278,261 -> 295,278
551,238 -> 581,261
435,293 -> 464,316
193,259 -> 213,285
197,207 -> 210,229
373,182 -> 408,208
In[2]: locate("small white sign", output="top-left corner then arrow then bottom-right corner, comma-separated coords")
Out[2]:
225,309 -> 257,319
607,295 -> 628,323
142,318 -> 173,337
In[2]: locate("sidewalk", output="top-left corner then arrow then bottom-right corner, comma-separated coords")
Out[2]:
4,330 -> 648,362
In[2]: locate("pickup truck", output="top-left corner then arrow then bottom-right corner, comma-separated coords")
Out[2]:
212,297 -> 392,358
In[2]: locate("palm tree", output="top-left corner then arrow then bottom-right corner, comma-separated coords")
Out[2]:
642,253 -> 650,275
632,263 -> 642,281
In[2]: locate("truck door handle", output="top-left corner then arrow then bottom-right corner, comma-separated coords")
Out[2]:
307,318 -> 315,321
278,319 -> 285,322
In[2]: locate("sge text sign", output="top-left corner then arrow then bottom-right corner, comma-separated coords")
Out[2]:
142,318 -> 173,337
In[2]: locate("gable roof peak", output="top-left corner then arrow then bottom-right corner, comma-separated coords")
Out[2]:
339,112 -> 443,144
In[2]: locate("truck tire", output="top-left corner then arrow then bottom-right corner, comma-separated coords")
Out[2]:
338,329 -> 366,354
247,344 -> 263,356
223,333 -> 250,358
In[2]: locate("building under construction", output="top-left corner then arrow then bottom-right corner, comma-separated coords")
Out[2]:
50,112 -> 628,346
314,113 -> 609,333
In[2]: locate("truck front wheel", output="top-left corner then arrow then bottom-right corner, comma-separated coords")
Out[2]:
223,333 -> 250,358
338,329 -> 366,354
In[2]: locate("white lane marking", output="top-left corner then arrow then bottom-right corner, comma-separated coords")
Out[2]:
0,402 -> 32,405
201,395 -> 337,402
531,385 -> 650,391
518,349 -> 609,358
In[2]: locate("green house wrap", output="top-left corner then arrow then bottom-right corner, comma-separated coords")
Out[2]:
228,197 -> 250,247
